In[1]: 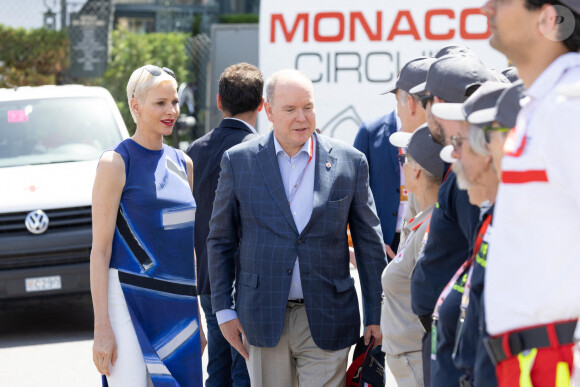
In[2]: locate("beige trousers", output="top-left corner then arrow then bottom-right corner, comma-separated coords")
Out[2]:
245,302 -> 349,387
386,350 -> 424,387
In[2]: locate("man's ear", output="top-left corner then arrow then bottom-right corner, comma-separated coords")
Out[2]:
408,94 -> 417,115
257,97 -> 264,112
217,94 -> 222,112
264,101 -> 274,122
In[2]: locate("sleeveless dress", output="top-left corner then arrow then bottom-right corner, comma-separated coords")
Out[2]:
109,138 -> 202,386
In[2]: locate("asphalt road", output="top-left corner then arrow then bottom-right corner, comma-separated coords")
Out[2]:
0,267 -> 393,386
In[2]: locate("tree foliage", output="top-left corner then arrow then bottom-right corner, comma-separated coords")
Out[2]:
0,25 -> 69,87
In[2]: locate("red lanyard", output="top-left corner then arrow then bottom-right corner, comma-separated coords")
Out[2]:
287,136 -> 314,205
443,166 -> 452,182
411,213 -> 432,231
433,214 -> 492,319
459,214 -> 492,313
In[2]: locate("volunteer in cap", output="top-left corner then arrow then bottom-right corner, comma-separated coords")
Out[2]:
480,0 -> 580,385
469,81 -> 525,178
431,81 -> 514,387
389,56 -> 436,248
380,127 -> 443,387
408,53 -> 489,387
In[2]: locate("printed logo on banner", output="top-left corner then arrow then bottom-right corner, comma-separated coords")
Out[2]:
259,0 -> 509,145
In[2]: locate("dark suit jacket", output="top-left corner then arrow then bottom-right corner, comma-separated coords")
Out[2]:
207,131 -> 386,351
186,118 -> 255,295
353,110 -> 400,246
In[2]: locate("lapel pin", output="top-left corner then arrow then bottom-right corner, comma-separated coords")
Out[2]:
325,162 -> 332,170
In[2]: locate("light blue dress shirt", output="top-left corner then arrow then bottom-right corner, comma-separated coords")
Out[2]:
216,134 -> 315,325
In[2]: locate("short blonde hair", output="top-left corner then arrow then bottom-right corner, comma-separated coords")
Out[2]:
126,65 -> 178,123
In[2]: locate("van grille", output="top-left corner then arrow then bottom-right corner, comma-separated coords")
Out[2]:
0,206 -> 92,235
0,247 -> 91,270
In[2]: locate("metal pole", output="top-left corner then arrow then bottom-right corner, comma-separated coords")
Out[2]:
61,0 -> 67,29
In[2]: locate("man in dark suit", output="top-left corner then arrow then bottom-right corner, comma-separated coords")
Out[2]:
207,69 -> 386,386
186,62 -> 263,387
353,111 -> 400,257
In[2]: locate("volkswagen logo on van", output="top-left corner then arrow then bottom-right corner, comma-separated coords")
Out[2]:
25,210 -> 49,234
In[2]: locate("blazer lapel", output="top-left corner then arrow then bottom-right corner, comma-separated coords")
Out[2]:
299,132 -> 336,238
256,132 -> 299,235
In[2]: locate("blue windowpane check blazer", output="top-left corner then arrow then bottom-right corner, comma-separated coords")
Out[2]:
207,131 -> 386,351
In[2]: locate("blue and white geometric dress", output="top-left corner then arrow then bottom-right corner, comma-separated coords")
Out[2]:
109,138 -> 202,386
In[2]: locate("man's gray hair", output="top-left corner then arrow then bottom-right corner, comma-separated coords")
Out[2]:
469,124 -> 491,157
396,89 -> 420,106
265,69 -> 312,104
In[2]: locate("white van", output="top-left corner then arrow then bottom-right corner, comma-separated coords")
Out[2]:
0,85 -> 129,301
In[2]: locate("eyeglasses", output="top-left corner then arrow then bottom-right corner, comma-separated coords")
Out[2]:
482,125 -> 510,143
450,135 -> 469,152
397,152 -> 408,167
420,94 -> 434,110
131,65 -> 176,99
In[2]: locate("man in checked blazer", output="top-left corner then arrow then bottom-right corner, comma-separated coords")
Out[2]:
207,69 -> 386,386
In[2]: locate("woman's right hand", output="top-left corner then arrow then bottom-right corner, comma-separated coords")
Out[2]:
92,324 -> 117,377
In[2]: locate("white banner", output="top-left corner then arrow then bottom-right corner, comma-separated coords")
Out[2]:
259,0 -> 509,144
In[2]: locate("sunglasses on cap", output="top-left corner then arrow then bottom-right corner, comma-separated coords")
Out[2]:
482,125 -> 510,143
420,94 -> 434,110
131,65 -> 176,99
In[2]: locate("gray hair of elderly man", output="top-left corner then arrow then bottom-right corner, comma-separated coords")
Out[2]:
265,69 -> 313,104
469,124 -> 491,157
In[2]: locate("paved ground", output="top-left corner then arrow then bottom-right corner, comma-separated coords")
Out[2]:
0,266 -> 394,386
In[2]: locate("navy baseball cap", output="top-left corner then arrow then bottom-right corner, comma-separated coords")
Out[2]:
434,45 -> 474,58
501,67 -> 519,83
468,81 -> 525,128
431,81 -> 512,125
382,57 -> 436,94
410,54 -> 490,103
390,126 -> 444,179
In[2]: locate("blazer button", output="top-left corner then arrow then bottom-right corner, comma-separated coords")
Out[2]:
396,188 -> 400,193
296,239 -> 302,245
287,269 -> 292,275
392,212 -> 397,216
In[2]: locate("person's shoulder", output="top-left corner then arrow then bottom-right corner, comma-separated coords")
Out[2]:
359,112 -> 393,133
225,133 -> 266,156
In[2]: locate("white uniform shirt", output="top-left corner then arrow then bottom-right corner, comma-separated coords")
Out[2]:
485,53 -> 580,335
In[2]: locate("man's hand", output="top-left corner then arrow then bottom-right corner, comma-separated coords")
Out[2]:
349,246 -> 357,268
219,318 -> 249,360
385,244 -> 395,259
364,324 -> 382,348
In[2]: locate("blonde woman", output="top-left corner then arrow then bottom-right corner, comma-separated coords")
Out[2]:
90,65 -> 205,386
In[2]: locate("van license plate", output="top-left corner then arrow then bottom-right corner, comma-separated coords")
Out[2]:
25,275 -> 62,292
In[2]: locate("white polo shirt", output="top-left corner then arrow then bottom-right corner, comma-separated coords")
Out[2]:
485,53 -> 580,335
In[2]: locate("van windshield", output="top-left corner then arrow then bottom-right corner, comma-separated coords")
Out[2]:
0,96 -> 124,167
